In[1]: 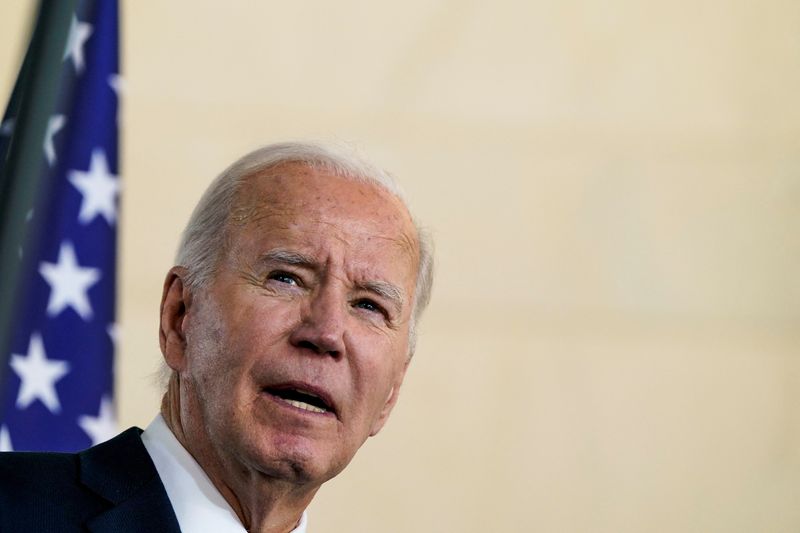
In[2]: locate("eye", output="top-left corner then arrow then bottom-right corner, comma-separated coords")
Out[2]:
267,271 -> 299,286
353,298 -> 385,316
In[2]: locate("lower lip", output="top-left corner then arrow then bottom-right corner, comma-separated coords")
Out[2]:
263,391 -> 337,420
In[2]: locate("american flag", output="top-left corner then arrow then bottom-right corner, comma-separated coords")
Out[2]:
0,0 -> 119,452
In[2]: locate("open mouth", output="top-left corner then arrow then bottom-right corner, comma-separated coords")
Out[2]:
265,386 -> 334,415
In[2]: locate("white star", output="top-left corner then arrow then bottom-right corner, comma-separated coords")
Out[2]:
39,241 -> 101,320
44,114 -> 66,166
0,117 -> 14,136
10,332 -> 70,413
107,322 -> 120,348
63,15 -> 93,73
0,426 -> 12,451
78,396 -> 117,446
108,74 -> 124,126
108,74 -> 125,96
68,150 -> 120,225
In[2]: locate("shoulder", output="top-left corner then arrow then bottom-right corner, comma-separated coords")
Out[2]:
0,427 -> 147,530
0,448 -> 80,496
0,448 -> 103,530
0,427 -> 146,491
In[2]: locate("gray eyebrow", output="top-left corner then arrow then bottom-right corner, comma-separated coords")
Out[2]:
261,249 -> 316,267
358,280 -> 406,314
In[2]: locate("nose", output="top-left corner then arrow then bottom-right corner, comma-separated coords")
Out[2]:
289,285 -> 346,358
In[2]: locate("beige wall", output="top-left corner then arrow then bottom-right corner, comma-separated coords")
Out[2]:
2,1 -> 799,531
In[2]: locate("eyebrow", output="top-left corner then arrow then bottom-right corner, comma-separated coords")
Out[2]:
357,280 -> 405,314
261,248 -> 406,313
260,248 -> 316,268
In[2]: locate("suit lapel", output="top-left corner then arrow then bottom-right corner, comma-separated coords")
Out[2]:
85,476 -> 180,533
78,427 -> 181,533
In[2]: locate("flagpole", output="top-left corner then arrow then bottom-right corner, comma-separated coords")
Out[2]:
0,0 -> 77,407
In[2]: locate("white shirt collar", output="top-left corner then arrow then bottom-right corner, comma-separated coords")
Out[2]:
141,414 -> 308,533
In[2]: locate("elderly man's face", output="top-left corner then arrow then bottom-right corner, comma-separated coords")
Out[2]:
175,164 -> 418,486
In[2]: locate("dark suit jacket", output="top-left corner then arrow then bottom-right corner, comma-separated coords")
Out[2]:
0,427 -> 181,532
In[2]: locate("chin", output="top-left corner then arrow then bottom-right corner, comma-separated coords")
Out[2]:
246,434 -> 347,485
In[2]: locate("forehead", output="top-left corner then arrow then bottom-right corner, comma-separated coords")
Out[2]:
229,163 -> 419,280
238,163 -> 403,217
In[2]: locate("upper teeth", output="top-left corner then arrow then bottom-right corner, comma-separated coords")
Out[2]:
284,398 -> 327,414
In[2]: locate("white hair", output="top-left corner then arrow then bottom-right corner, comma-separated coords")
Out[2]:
174,140 -> 434,351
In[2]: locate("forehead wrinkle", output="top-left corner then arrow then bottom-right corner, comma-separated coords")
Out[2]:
285,217 -> 416,263
230,204 -> 295,227
310,216 -> 418,264
367,231 -> 418,260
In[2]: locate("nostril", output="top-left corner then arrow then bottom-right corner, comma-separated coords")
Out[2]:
294,339 -> 341,358
296,340 -> 321,353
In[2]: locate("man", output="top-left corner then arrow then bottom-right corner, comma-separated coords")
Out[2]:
0,141 -> 434,532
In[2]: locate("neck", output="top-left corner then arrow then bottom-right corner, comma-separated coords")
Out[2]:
160,375 -> 316,533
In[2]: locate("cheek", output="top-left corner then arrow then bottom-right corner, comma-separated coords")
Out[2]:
353,342 -> 406,410
234,298 -> 300,351
184,305 -> 255,392
184,307 -> 225,377
200,300 -> 301,388
226,286 -> 301,337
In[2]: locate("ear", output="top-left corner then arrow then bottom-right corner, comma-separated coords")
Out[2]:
159,267 -> 192,372
368,361 -> 410,437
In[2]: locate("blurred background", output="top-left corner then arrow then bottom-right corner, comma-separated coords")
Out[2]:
2,1 -> 799,531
